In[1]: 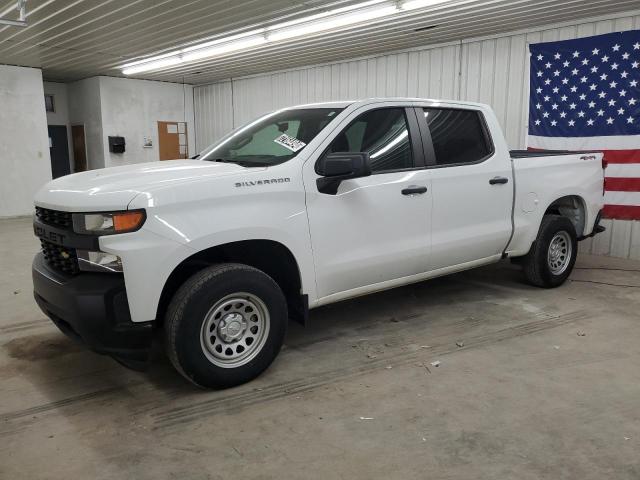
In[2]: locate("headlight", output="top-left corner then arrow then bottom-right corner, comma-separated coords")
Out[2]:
77,250 -> 123,272
72,210 -> 145,235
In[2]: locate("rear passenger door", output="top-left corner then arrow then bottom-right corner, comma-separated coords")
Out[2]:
418,107 -> 513,270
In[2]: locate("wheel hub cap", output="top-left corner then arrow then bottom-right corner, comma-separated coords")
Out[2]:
218,313 -> 247,341
547,231 -> 572,275
200,292 -> 270,368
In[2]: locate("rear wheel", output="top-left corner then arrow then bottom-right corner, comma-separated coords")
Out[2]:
521,215 -> 577,288
165,263 -> 287,388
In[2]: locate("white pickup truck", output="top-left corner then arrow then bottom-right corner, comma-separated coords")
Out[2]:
32,98 -> 605,388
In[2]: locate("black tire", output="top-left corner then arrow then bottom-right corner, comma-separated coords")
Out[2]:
165,263 -> 287,389
521,215 -> 577,288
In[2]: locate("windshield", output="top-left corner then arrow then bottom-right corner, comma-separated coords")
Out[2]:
200,107 -> 344,167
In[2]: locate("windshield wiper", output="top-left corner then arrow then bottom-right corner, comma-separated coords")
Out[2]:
207,158 -> 263,168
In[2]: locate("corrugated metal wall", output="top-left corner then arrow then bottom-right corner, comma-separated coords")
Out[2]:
193,13 -> 640,260
193,43 -> 461,149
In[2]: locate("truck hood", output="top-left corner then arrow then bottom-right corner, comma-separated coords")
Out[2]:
34,160 -> 257,211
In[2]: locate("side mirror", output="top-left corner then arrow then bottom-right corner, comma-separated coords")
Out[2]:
316,152 -> 372,195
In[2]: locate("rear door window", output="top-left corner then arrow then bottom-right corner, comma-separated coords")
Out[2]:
423,108 -> 493,166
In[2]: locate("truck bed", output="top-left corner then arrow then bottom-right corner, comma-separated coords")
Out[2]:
506,150 -> 604,256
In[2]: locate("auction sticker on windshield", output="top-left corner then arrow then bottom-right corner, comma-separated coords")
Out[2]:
274,134 -> 306,152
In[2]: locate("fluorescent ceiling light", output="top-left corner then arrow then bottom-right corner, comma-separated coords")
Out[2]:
122,57 -> 183,76
401,0 -> 450,10
121,0 -> 449,75
182,37 -> 267,62
269,0 -> 388,30
121,29 -> 264,75
267,4 -> 398,42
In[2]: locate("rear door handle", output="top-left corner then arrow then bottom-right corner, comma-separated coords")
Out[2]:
402,185 -> 428,195
489,176 -> 509,185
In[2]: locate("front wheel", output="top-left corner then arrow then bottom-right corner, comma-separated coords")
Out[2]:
521,215 -> 577,288
165,263 -> 288,388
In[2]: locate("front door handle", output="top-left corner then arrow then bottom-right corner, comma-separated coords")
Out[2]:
489,176 -> 509,185
402,185 -> 428,195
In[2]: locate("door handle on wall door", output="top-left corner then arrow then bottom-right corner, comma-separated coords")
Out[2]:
401,185 -> 428,195
489,176 -> 509,185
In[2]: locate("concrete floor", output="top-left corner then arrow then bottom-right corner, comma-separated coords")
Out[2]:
1,216 -> 639,479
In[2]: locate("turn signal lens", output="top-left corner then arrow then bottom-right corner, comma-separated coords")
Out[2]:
113,211 -> 145,232
72,209 -> 146,235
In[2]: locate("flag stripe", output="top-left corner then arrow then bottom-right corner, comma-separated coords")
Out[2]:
603,204 -> 640,220
528,135 -> 640,150
604,191 -> 640,205
605,163 -> 640,177
603,149 -> 640,164
605,177 -> 640,191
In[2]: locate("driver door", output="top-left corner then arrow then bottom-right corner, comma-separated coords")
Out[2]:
303,105 -> 432,301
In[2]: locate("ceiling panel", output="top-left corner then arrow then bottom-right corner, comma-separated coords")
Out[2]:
0,0 -> 637,84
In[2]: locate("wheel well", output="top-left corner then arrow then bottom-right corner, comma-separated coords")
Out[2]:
157,240 -> 306,325
544,195 -> 586,236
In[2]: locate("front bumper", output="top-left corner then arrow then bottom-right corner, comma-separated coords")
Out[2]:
32,252 -> 153,369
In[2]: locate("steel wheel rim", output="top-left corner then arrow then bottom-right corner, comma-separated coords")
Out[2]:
547,231 -> 572,275
200,292 -> 270,368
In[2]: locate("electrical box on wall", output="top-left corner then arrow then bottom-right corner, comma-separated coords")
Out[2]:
108,136 -> 125,153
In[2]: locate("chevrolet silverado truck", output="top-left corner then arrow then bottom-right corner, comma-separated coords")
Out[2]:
32,98 -> 605,388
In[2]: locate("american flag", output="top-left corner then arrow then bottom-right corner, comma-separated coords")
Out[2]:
528,30 -> 640,220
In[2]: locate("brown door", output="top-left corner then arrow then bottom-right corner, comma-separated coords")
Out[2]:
158,121 -> 188,160
71,125 -> 87,172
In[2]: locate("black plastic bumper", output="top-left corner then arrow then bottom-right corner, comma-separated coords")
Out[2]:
32,252 -> 153,369
578,209 -> 606,241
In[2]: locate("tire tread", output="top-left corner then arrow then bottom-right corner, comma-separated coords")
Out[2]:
522,215 -> 577,288
164,263 -> 284,388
